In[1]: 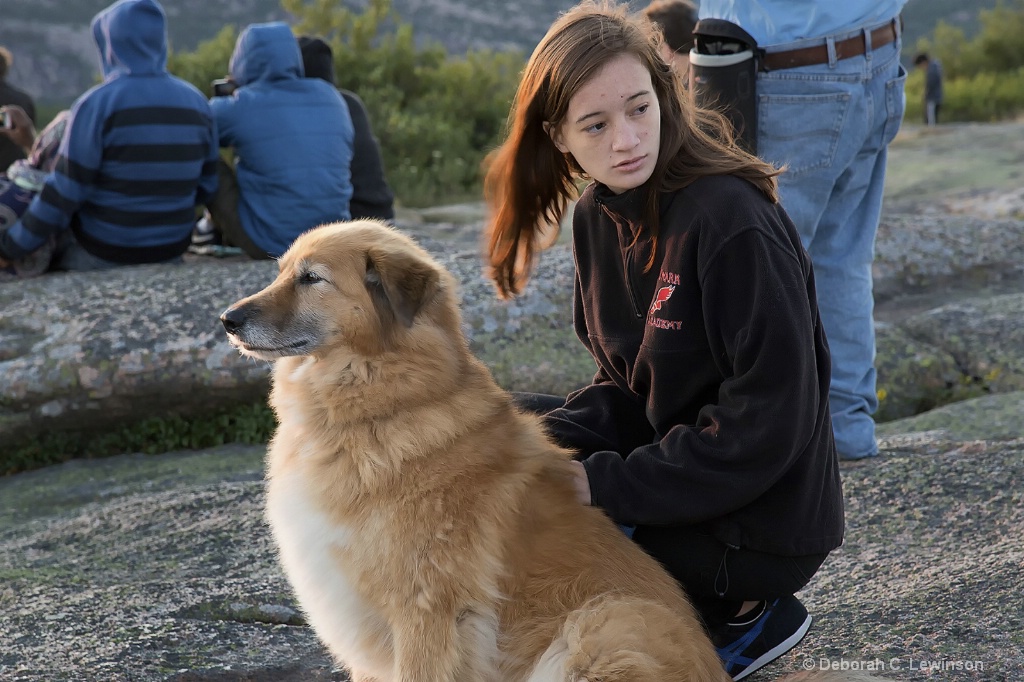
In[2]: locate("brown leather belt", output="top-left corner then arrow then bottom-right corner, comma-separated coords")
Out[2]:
760,18 -> 901,72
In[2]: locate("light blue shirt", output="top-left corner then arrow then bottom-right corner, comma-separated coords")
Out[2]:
698,0 -> 907,49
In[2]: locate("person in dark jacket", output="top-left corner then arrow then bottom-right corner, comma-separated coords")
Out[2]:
0,0 -> 218,273
914,52 -> 943,126
203,23 -> 355,259
483,4 -> 843,680
642,0 -> 698,76
298,36 -> 395,222
0,46 -> 37,173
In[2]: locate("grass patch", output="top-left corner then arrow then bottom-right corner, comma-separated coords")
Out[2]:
2,400 -> 276,477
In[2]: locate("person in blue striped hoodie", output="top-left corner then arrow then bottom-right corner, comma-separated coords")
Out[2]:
0,0 -> 218,274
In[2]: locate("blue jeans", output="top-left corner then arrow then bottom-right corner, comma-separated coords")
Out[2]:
53,230 -> 184,271
756,21 -> 907,459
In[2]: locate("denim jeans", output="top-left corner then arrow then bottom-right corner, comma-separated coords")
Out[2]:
52,230 -> 183,271
756,21 -> 907,459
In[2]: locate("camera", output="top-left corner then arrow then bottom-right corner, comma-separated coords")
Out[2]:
211,78 -> 238,97
1,110 -> 11,129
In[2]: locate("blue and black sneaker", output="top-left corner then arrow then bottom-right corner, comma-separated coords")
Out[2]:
713,595 -> 813,680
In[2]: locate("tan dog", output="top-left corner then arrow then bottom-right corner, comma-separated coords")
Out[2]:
221,220 -> 880,682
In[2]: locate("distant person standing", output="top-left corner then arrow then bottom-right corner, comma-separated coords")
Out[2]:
0,46 -> 37,172
642,0 -> 699,76
914,52 -> 943,125
297,35 -> 395,222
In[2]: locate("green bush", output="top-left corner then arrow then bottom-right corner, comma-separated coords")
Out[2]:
913,1 -> 1024,80
168,25 -> 239,99
906,1 -> 1024,122
168,0 -> 525,208
905,66 -> 1024,123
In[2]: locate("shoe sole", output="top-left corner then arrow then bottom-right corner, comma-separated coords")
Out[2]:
732,613 -> 812,681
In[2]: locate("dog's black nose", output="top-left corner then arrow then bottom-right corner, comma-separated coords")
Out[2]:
220,306 -> 248,335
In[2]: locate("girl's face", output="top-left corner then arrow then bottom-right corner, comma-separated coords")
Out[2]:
548,53 -> 661,194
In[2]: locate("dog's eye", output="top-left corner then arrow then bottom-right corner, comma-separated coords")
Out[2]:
298,271 -> 323,285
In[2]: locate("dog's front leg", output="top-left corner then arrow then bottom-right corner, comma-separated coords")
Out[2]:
392,613 -> 465,682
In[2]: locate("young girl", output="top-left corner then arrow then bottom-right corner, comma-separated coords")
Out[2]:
484,2 -> 844,679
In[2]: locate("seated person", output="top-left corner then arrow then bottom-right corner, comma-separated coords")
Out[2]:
0,0 -> 218,276
0,106 -> 68,279
298,35 -> 395,222
198,23 -> 355,259
0,46 -> 37,173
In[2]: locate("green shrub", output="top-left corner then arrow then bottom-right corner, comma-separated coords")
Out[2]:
168,25 -> 239,98
905,66 -> 1024,123
906,1 -> 1024,123
913,1 -> 1024,80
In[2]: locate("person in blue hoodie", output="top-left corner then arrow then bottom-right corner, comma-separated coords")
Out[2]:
201,22 -> 355,259
0,0 -> 219,274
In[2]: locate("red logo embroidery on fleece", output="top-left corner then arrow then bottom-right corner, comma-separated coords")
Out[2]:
649,285 -> 676,314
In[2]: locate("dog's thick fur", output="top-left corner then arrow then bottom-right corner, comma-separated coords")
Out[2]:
222,221 -> 880,682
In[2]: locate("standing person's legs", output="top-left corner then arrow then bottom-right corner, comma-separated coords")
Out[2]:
925,100 -> 938,126
806,147 -> 889,459
802,54 -> 906,460
756,36 -> 906,459
207,159 -> 270,260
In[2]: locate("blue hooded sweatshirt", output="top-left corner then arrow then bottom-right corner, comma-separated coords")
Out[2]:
211,22 -> 354,257
0,0 -> 219,264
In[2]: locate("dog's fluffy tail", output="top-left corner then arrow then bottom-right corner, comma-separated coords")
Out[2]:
525,597 -> 888,682
527,596 -> 728,682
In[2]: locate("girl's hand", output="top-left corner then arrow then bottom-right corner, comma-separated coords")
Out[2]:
569,460 -> 592,506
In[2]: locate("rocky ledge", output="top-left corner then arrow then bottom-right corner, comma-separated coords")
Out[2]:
3,202 -> 1024,451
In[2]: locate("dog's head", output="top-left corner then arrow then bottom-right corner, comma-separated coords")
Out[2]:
220,220 -> 453,361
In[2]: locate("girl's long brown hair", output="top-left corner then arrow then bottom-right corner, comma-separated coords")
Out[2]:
483,0 -> 781,299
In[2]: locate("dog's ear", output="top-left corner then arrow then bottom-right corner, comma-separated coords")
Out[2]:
364,248 -> 440,328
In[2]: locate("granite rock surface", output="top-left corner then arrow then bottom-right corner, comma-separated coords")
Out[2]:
1,402 -> 1021,681
3,205 -> 1024,449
